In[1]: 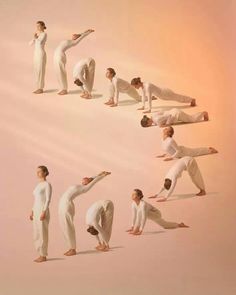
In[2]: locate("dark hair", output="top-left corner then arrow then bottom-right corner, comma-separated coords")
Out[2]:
131,77 -> 142,86
107,68 -> 116,77
134,189 -> 144,199
140,115 -> 150,127
38,165 -> 49,177
37,21 -> 47,30
87,226 -> 99,235
164,178 -> 172,190
168,126 -> 174,137
74,79 -> 83,86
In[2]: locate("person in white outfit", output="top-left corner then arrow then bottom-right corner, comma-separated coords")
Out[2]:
126,189 -> 188,235
131,77 -> 196,113
29,21 -> 47,94
150,157 -> 206,202
157,126 -> 218,161
86,200 -> 114,251
73,57 -> 96,99
54,29 -> 94,95
30,166 -> 52,263
140,108 -> 209,127
104,68 -> 141,107
59,171 -> 111,256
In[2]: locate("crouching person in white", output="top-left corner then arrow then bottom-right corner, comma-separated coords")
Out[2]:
150,157 -> 206,202
127,189 -> 188,235
86,200 -> 114,252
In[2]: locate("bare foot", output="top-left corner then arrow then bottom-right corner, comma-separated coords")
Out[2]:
196,189 -> 206,196
209,147 -> 218,154
58,90 -> 68,95
151,96 -> 158,100
190,99 -> 196,106
84,94 -> 92,99
143,110 -> 151,114
105,99 -> 113,105
64,249 -> 76,256
137,107 -> 144,110
203,112 -> 209,121
178,222 -> 189,228
34,256 -> 47,263
33,89 -> 43,94
110,104 -> 118,107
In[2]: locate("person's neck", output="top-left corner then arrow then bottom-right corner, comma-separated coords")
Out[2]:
39,178 -> 46,182
163,134 -> 169,140
134,199 -> 141,205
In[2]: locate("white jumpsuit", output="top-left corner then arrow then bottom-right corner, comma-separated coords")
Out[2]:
162,137 -> 212,158
152,108 -> 205,126
58,174 -> 105,250
29,32 -> 47,90
158,156 -> 205,199
73,57 -> 96,94
142,82 -> 193,111
131,200 -> 179,231
32,181 -> 52,256
54,31 -> 93,91
110,77 -> 141,104
86,200 -> 114,246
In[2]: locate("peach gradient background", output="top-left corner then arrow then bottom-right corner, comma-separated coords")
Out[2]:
0,0 -> 236,294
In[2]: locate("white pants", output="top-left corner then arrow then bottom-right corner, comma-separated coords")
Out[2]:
160,88 -> 193,103
33,209 -> 50,256
177,110 -> 205,123
84,59 -> 95,93
59,200 -> 76,249
101,202 -> 114,244
34,49 -> 46,89
178,146 -> 211,158
54,53 -> 68,91
187,158 -> 205,190
148,209 -> 179,229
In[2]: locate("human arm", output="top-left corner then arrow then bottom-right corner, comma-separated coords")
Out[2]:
71,29 -> 94,46
156,178 -> 177,202
81,171 -> 111,194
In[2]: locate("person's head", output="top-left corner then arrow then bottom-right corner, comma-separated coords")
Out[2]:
72,34 -> 81,40
131,77 -> 142,89
164,178 -> 172,190
37,165 -> 49,179
74,79 -> 83,87
140,115 -> 153,127
106,68 -> 116,79
36,21 -> 46,31
163,126 -> 174,138
87,226 -> 99,235
82,177 -> 94,185
132,189 -> 144,202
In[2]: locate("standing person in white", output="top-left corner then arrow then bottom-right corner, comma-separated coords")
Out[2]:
54,29 -> 94,95
150,157 -> 206,202
104,68 -> 141,107
131,77 -> 196,113
86,200 -> 114,251
126,189 -> 188,235
30,166 -> 52,263
29,21 -> 47,94
73,57 -> 96,99
157,126 -> 218,161
59,171 -> 111,256
140,108 -> 209,127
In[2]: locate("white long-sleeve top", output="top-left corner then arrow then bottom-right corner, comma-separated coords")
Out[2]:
131,200 -> 158,231
60,174 -> 106,203
152,109 -> 180,126
73,57 -> 93,81
110,77 -> 133,100
33,181 -> 52,212
29,32 -> 47,49
141,82 -> 162,110
157,156 -> 193,199
54,31 -> 92,57
86,200 -> 111,243
161,137 -> 181,158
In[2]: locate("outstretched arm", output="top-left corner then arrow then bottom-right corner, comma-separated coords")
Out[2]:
81,171 -> 110,194
72,29 -> 94,46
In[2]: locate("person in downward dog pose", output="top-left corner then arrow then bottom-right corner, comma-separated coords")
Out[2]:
127,189 -> 188,235
140,108 -> 209,127
149,156 -> 206,202
157,126 -> 218,161
58,171 -> 110,256
73,57 -> 96,99
54,29 -> 94,95
86,200 -> 114,251
131,77 -> 196,113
